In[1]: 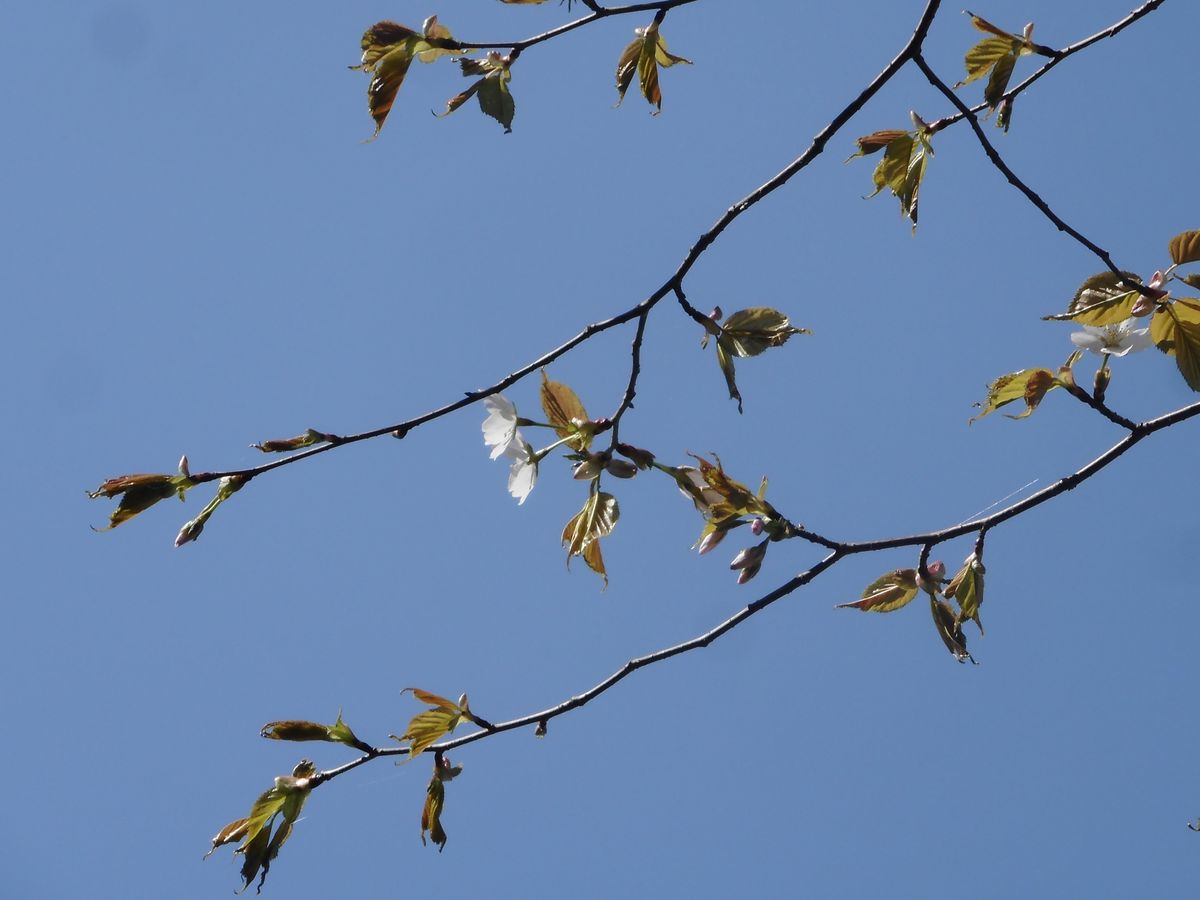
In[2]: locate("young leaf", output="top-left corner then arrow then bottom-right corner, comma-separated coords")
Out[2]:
398,689 -> 468,757
1180,274 -> 1200,291
715,341 -> 742,413
614,20 -> 690,111
540,370 -> 591,450
837,569 -> 920,613
421,771 -> 448,851
1169,230 -> 1200,266
354,18 -> 462,139
846,129 -> 911,160
956,13 -> 1030,110
969,367 -> 1061,423
88,472 -> 194,531
561,491 -> 619,586
944,553 -> 985,635
439,53 -> 516,133
718,307 -> 811,358
206,759 -> 316,894
930,596 -> 974,663
1043,272 -> 1144,325
857,130 -> 930,231
1151,307 -> 1200,391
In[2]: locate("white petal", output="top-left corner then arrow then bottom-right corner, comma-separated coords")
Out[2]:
1070,331 -> 1105,353
507,457 -> 537,505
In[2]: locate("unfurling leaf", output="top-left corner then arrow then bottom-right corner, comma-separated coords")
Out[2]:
846,129 -> 910,160
715,341 -> 742,412
206,759 -> 317,894
354,18 -> 463,139
439,53 -> 516,132
88,472 -> 194,531
561,491 -> 620,586
969,366 -> 1064,423
260,711 -> 370,752
1169,230 -> 1200,266
931,596 -> 975,663
718,307 -> 812,358
615,20 -> 691,112
1181,273 -> 1200,291
837,569 -> 919,613
397,689 -> 469,757
421,769 -> 448,851
944,553 -> 985,635
251,429 -> 335,453
540,369 -> 592,450
1151,304 -> 1200,391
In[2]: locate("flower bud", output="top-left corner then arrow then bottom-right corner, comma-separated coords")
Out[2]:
1093,366 -> 1111,403
605,457 -> 638,479
572,453 -> 607,481
750,517 -> 764,536
696,529 -> 727,556
178,455 -> 190,478
729,540 -> 769,581
615,442 -> 655,469
175,517 -> 204,547
917,560 -> 946,595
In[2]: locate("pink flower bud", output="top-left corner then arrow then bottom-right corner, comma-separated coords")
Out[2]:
696,529 -> 726,556
750,518 -> 764,536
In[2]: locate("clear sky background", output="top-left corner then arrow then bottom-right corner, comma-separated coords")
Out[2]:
4,1 -> 1199,897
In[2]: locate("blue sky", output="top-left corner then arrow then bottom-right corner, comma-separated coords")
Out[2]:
5,1 -> 1200,897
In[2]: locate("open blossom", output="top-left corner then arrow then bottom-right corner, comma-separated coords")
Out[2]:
504,439 -> 538,505
1069,319 -> 1151,357
482,394 -> 523,460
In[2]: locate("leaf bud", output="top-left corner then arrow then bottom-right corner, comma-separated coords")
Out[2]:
178,455 -> 190,478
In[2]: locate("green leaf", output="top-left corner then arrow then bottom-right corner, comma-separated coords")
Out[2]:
837,569 -> 919,613
869,133 -> 914,197
969,367 -> 1062,423
930,596 -> 974,663
715,341 -> 741,413
561,491 -> 619,586
957,36 -> 1015,87
397,689 -> 467,757
88,472 -> 194,531
354,23 -> 420,139
615,21 -> 690,111
983,48 -> 1018,109
439,53 -> 515,132
1151,307 -> 1200,391
899,141 -> 929,230
1044,272 -> 1144,325
944,554 -> 985,635
540,369 -> 591,450
1169,230 -> 1200,266
718,307 -> 812,358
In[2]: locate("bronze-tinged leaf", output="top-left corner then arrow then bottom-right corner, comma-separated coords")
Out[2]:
719,307 -> 811,358
614,35 -> 641,105
205,818 -> 250,860
251,428 -> 333,453
1169,230 -> 1200,266
969,367 -> 1061,423
366,45 -> 416,138
356,21 -> 419,69
899,143 -> 929,230
931,596 -> 974,663
689,454 -> 771,518
1044,290 -> 1140,326
966,11 -> 1016,38
614,22 -> 689,111
421,774 -> 448,851
847,129 -> 910,159
837,569 -> 919,613
88,472 -> 192,531
405,688 -> 460,710
540,369 -> 590,448
1169,316 -> 1200,391
561,492 -> 619,586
